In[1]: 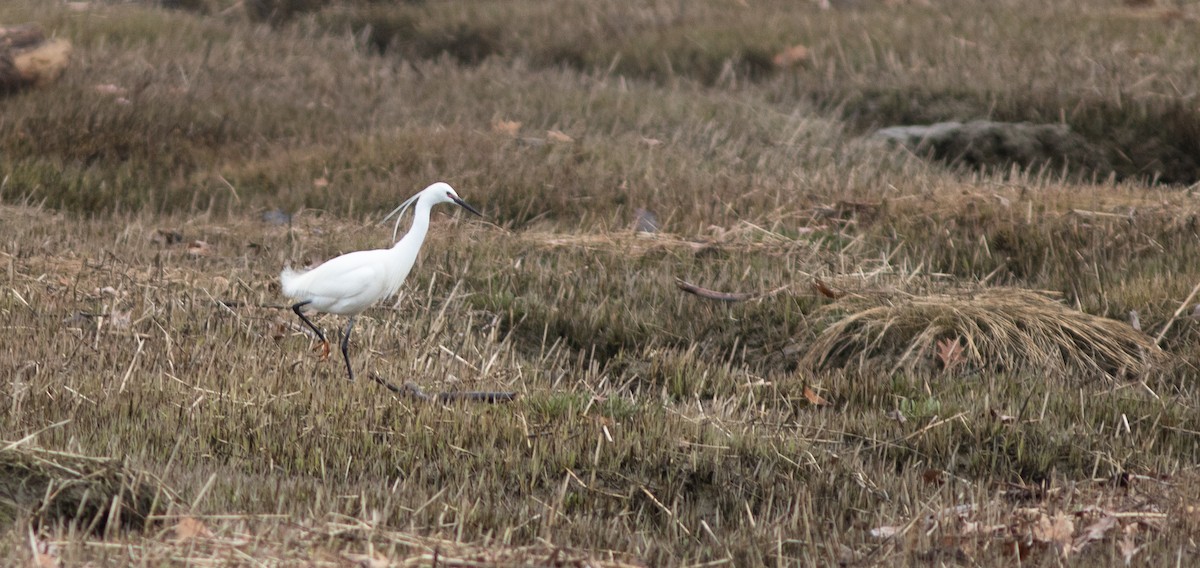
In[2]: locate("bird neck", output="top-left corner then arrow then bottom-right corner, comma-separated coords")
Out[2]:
393,193 -> 434,250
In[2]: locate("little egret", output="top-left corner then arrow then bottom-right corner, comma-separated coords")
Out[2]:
281,182 -> 482,381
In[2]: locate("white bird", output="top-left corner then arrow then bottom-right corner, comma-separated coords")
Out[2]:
281,182 -> 482,381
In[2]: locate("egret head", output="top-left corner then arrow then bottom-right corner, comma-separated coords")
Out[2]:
384,182 -> 484,240
429,182 -> 483,217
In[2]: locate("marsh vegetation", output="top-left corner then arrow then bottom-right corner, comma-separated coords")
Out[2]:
2,0 -> 1199,565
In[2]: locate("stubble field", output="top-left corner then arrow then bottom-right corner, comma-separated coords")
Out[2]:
3,1 -> 1200,565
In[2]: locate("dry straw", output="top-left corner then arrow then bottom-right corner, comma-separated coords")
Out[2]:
802,288 -> 1163,379
0,439 -> 174,534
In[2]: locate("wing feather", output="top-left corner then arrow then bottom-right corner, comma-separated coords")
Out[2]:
281,249 -> 392,313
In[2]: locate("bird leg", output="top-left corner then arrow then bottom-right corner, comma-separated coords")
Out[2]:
340,316 -> 356,382
291,301 -> 330,361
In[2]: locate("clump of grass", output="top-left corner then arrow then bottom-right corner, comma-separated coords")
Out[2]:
802,288 -> 1162,379
869,183 -> 1200,333
0,442 -> 173,533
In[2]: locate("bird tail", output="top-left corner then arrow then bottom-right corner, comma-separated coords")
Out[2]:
280,265 -> 305,298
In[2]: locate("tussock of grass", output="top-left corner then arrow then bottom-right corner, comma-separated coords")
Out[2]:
0,441 -> 172,533
803,288 -> 1162,379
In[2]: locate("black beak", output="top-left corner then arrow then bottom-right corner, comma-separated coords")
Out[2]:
451,196 -> 483,217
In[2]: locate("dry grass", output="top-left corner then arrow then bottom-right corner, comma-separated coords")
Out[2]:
803,287 -> 1163,378
0,436 -> 172,534
3,0 -> 1200,566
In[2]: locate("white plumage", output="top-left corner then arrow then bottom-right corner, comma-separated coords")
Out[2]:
281,181 -> 482,380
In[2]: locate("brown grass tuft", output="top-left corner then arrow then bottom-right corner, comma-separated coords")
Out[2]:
0,439 -> 176,534
803,288 -> 1163,379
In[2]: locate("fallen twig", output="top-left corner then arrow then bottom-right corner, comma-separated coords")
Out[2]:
899,412 -> 966,442
674,278 -> 789,302
369,373 -> 518,404
214,299 -> 288,310
1154,280 -> 1200,346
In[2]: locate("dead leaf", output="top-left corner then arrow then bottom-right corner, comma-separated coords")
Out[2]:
174,516 -> 213,541
936,338 -> 966,370
187,240 -> 212,257
1073,515 -> 1117,550
546,130 -> 574,143
492,119 -> 522,137
803,386 -> 830,406
812,278 -> 844,299
921,468 -> 945,486
772,44 -> 810,68
886,408 -> 908,424
1032,512 -> 1074,557
270,319 -> 288,341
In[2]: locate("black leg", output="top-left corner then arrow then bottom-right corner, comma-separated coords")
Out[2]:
291,301 -> 327,344
340,316 -> 356,381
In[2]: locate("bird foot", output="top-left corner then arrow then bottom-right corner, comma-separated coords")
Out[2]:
314,341 -> 331,361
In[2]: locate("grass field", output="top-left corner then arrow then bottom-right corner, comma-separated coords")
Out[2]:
3,0 -> 1200,565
